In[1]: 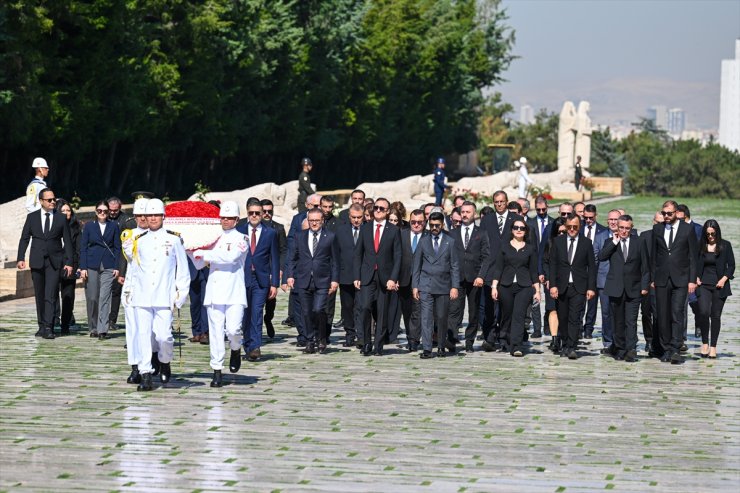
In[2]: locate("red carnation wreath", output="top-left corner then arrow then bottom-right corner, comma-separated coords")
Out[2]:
164,201 -> 222,251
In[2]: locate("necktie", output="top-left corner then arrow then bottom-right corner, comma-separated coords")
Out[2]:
250,227 -> 257,255
498,215 -> 504,234
312,232 -> 319,256
667,224 -> 674,250
622,239 -> 628,262
587,225 -> 592,241
353,227 -> 358,245
411,234 -> 418,253
540,218 -> 546,239
44,212 -> 50,234
568,237 -> 575,264
464,227 -> 470,250
374,224 -> 381,253
433,235 -> 439,254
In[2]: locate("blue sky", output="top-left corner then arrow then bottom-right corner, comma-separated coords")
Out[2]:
497,0 -> 740,128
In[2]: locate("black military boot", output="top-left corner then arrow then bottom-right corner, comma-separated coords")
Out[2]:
151,352 -> 161,376
210,370 -> 223,388
159,362 -> 171,384
137,373 -> 153,391
127,365 -> 141,384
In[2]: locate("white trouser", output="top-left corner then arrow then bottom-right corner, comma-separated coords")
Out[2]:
135,307 -> 174,373
207,304 -> 244,370
124,303 -> 139,365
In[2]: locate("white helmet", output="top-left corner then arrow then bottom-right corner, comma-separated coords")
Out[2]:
144,198 -> 165,215
32,157 -> 48,169
519,156 -> 527,164
219,200 -> 240,217
133,198 -> 150,215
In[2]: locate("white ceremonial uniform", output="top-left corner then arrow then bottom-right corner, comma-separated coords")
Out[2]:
191,228 -> 249,370
131,228 -> 190,374
121,226 -> 154,365
25,177 -> 47,213
518,164 -> 533,199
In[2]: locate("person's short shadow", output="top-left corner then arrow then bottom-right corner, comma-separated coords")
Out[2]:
163,372 -> 261,389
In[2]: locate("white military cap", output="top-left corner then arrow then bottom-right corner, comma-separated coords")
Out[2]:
519,156 -> 527,164
145,198 -> 165,215
32,157 -> 48,168
133,198 -> 150,215
219,200 -> 239,217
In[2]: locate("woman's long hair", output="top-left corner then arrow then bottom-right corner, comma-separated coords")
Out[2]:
544,216 -> 567,260
700,219 -> 723,256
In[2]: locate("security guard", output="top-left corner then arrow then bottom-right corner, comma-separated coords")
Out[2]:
297,157 -> 314,213
433,157 -> 447,206
190,201 -> 249,388
130,199 -> 191,391
25,157 -> 49,213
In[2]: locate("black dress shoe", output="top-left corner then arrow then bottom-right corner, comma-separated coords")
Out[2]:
296,340 -> 307,348
151,353 -> 161,376
137,373 -> 153,391
35,329 -> 43,337
624,350 -> 638,362
333,318 -> 344,328
600,345 -> 616,356
373,345 -> 383,356
531,331 -> 542,339
614,351 -> 626,361
445,339 -> 456,351
159,362 -> 171,384
436,348 -> 446,358
265,321 -> 275,339
318,343 -> 328,354
679,343 -> 688,353
60,327 -> 70,335
304,342 -> 316,354
41,328 -> 55,339
659,352 -> 672,363
583,331 -> 593,339
210,370 -> 223,388
420,350 -> 433,359
282,317 -> 295,327
465,342 -> 474,353
127,365 -> 141,384
361,344 -> 372,356
481,341 -> 495,352
229,349 -> 241,373
567,350 -> 578,360
408,342 -> 419,352
98,333 -> 109,340
670,352 -> 684,364
644,342 -> 652,354
694,328 -> 701,338
89,331 -> 98,338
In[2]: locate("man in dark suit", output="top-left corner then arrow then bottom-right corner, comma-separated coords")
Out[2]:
17,188 -> 73,339
335,204 -> 365,347
677,204 -> 702,340
261,199 -> 287,338
479,190 -> 523,349
449,201 -> 491,352
581,204 -> 608,339
639,211 -> 663,354
236,198 -> 280,361
548,214 -> 597,359
396,209 -> 426,351
353,197 -> 402,356
591,209 -> 621,346
527,196 -> 553,337
319,196 -> 339,335
650,200 -> 698,364
286,208 -> 340,354
337,189 -> 366,224
599,215 -> 650,362
413,212 -> 460,358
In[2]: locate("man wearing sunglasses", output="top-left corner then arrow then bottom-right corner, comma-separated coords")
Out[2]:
260,199 -> 287,339
650,200 -> 698,364
397,209 -> 427,351
527,196 -> 553,337
17,188 -> 74,339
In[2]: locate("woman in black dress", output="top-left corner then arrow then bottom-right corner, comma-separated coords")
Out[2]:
696,220 -> 734,359
55,199 -> 81,334
491,218 -> 541,356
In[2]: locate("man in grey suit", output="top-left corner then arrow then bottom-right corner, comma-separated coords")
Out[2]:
412,212 -> 460,359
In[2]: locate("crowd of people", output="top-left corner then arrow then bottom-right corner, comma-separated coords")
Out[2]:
16,157 -> 736,391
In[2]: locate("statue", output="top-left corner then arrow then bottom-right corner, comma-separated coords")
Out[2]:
558,101 -> 577,178
575,101 -> 592,172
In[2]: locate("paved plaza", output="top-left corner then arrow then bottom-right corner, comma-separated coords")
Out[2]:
1,286 -> 738,492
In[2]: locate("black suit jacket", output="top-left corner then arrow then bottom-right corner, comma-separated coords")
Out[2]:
549,235 -> 597,294
527,214 -> 554,249
399,230 -> 427,287
335,223 -> 360,285
449,224 -> 491,284
263,219 -> 287,271
354,221 -> 402,285
17,209 -> 73,270
651,221 -> 698,287
697,240 -> 735,297
492,242 -> 539,287
480,211 -> 523,281
286,229 -> 340,289
599,236 -> 650,298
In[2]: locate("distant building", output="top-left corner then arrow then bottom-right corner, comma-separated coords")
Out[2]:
646,105 -> 668,130
667,108 -> 685,135
519,104 -> 534,125
718,40 -> 740,152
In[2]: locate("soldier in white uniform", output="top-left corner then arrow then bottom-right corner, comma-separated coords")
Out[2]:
131,199 -> 190,391
190,201 -> 248,388
120,198 -> 149,385
25,157 -> 49,213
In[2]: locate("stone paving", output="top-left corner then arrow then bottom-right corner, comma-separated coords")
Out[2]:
1,285 -> 738,493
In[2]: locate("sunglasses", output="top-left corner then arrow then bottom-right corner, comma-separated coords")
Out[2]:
706,232 -> 716,237
96,209 -> 108,214
583,215 -> 595,221
560,212 -> 571,217
512,225 -> 526,231
262,209 -> 273,215
429,223 -> 443,229
373,206 -> 387,212
410,220 -> 424,225
247,211 -> 262,216
661,211 -> 674,216
617,226 -> 632,231
536,208 -> 547,213
42,197 -> 57,202
565,225 -> 579,231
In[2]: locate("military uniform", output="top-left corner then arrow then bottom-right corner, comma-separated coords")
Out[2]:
297,170 -> 313,213
433,166 -> 446,206
25,177 -> 47,213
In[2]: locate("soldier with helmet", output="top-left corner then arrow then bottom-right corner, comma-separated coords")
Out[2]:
297,157 -> 314,213
130,198 -> 191,391
25,157 -> 49,213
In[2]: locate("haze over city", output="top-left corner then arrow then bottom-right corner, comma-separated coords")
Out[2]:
499,0 -> 740,131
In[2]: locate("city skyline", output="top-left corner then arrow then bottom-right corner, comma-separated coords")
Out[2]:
498,0 -> 740,129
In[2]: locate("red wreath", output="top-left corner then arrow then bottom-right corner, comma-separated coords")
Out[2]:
165,201 -> 220,218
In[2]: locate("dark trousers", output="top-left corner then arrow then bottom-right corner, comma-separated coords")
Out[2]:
556,284 -> 586,352
358,272 -> 392,351
339,284 -> 358,341
583,294 -> 597,334
398,284 -> 421,344
31,258 -> 61,330
480,286 -> 500,342
419,292 -> 449,352
189,270 -> 208,336
326,290 -> 337,327
242,272 -> 268,351
298,281 -> 329,343
59,278 -> 77,330
655,279 -> 687,354
640,287 -> 657,346
448,282 -> 481,343
499,284 -> 534,353
528,296 -> 542,334
696,285 -> 726,346
598,288 -> 613,346
290,289 -> 306,343
610,293 -> 641,352
109,275 -> 122,325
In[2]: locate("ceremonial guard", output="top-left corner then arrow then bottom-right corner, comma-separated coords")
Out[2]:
297,157 -> 314,213
130,199 -> 190,391
25,157 -> 49,213
120,197 -> 150,384
190,201 -> 249,388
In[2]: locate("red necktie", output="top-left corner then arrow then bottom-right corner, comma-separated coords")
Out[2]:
374,224 -> 381,253
251,227 -> 257,255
